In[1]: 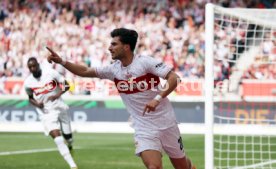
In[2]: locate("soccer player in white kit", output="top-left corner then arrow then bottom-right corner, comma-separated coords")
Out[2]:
47,28 -> 195,169
24,57 -> 78,169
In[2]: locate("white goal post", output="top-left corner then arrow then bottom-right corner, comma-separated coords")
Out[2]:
205,3 -> 276,169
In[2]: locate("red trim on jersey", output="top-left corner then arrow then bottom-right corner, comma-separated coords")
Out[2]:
31,80 -> 57,96
114,73 -> 160,94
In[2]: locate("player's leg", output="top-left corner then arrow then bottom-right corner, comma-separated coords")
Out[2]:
161,125 -> 196,169
135,130 -> 163,169
42,112 -> 77,169
50,130 -> 77,169
62,133 -> 73,151
59,110 -> 73,150
169,156 -> 194,169
140,150 -> 163,169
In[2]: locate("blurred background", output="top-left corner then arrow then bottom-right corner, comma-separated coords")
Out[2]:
0,0 -> 275,127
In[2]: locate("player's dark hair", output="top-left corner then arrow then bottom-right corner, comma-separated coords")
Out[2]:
111,28 -> 138,52
27,57 -> 38,64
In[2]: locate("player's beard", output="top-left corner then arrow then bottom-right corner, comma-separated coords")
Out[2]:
112,51 -> 124,60
112,54 -> 120,60
33,69 -> 42,78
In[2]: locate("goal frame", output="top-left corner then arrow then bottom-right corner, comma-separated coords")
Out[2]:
205,3 -> 214,169
205,3 -> 276,169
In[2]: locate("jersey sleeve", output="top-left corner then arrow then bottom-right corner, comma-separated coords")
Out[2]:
95,64 -> 115,81
142,56 -> 172,79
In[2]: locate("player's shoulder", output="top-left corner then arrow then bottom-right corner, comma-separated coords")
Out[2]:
23,75 -> 34,87
136,54 -> 150,59
135,55 -> 161,67
136,54 -> 155,62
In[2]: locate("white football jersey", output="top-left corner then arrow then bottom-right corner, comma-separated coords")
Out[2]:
24,68 -> 68,113
96,55 -> 178,130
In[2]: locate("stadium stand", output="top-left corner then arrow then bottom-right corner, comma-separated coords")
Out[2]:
0,0 -> 275,95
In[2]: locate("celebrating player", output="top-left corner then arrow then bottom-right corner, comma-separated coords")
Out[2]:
24,57 -> 78,169
47,28 -> 195,169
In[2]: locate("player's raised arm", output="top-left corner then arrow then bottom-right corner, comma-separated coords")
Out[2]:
46,47 -> 98,78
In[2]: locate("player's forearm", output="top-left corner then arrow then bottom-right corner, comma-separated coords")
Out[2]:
159,72 -> 179,98
63,61 -> 91,77
29,98 -> 43,108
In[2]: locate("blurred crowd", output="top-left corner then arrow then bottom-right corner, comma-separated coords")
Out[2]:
242,31 -> 276,79
0,0 -> 275,94
0,0 -> 207,80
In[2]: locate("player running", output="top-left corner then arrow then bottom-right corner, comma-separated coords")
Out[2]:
24,57 -> 78,169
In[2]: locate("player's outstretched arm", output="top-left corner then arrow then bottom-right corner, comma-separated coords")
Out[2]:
46,47 -> 98,78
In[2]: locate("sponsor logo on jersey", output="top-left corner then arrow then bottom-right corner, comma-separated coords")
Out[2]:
31,80 -> 58,95
114,73 -> 160,94
155,62 -> 164,68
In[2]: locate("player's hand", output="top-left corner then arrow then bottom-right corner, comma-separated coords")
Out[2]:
143,99 -> 160,116
46,47 -> 62,64
37,102 -> 44,109
47,95 -> 59,102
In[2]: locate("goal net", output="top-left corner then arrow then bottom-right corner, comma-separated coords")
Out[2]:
205,4 -> 276,169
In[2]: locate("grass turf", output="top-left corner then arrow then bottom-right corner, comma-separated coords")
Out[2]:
0,133 -> 204,169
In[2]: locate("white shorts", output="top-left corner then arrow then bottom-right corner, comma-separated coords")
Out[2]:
134,124 -> 185,158
39,107 -> 72,136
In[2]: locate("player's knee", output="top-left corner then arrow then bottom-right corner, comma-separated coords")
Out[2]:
49,129 -> 61,139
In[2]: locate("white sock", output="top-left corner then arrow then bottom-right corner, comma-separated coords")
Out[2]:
54,136 -> 77,168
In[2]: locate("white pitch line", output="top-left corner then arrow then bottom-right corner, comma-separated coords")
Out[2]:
232,160 -> 276,169
0,148 -> 58,156
0,146 -> 201,156
0,147 -> 81,156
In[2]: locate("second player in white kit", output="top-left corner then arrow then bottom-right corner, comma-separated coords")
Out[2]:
24,57 -> 78,169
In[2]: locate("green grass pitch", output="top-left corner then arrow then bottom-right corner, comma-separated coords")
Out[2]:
0,133 -> 204,169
